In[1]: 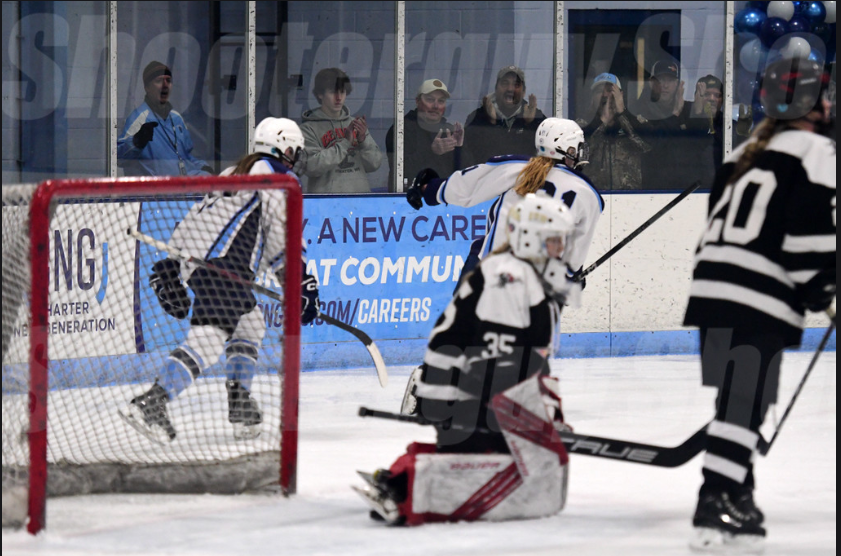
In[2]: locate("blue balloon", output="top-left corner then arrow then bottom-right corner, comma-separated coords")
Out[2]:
749,1 -> 770,11
802,1 -> 827,23
736,8 -> 768,35
812,21 -> 832,42
760,17 -> 790,47
793,1 -> 808,13
787,14 -> 812,33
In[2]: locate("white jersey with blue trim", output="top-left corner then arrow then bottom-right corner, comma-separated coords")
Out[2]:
170,157 -> 302,281
433,155 -> 604,273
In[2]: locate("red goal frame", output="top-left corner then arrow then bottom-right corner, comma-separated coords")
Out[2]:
25,175 -> 302,534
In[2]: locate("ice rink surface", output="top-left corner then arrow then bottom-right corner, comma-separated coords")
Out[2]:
3,350 -> 836,556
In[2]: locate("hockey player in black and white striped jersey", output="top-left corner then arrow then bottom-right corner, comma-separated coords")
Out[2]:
684,58 -> 836,552
120,118 -> 320,444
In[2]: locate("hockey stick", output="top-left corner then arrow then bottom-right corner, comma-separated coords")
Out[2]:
128,226 -> 388,387
576,180 -> 702,281
358,406 -> 707,468
757,316 -> 836,456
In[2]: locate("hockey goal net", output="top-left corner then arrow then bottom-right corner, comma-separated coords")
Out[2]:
1,176 -> 302,534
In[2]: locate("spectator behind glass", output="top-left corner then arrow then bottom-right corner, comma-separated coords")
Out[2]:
462,66 -> 547,167
386,78 -> 463,189
636,60 -> 701,190
299,67 -> 382,194
685,74 -> 726,187
576,73 -> 651,190
118,61 -> 213,177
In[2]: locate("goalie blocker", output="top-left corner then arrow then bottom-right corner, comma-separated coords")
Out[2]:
355,374 -> 570,525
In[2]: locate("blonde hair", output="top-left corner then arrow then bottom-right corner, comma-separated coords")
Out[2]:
728,118 -> 785,185
513,157 -> 556,196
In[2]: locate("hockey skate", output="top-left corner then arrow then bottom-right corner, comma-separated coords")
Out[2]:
690,488 -> 766,553
400,366 -> 422,415
352,469 -> 405,525
226,380 -> 262,440
118,382 -> 176,445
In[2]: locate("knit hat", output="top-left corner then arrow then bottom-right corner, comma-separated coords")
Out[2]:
143,61 -> 171,86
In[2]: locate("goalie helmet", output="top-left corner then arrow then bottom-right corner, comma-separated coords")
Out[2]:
507,192 -> 575,264
535,118 -> 589,168
253,117 -> 305,165
760,57 -> 831,120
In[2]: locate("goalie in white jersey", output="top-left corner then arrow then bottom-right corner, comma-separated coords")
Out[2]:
120,118 -> 320,443
355,194 -> 575,526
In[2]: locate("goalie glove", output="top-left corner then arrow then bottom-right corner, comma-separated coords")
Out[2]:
406,168 -> 439,210
150,259 -> 190,320
301,272 -> 320,325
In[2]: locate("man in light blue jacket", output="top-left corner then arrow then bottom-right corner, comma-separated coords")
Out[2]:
118,61 -> 213,177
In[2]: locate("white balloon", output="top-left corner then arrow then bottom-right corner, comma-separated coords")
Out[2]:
824,1 -> 837,24
781,36 -> 813,59
767,1 -> 796,20
740,38 -> 766,72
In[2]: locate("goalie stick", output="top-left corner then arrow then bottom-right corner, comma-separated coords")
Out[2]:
358,406 -> 707,468
576,180 -> 702,281
128,226 -> 388,387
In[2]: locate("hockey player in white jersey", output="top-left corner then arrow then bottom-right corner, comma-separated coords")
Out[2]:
401,118 -> 603,414
406,117 -> 603,287
120,117 -> 320,443
355,194 -> 574,525
684,58 -> 836,552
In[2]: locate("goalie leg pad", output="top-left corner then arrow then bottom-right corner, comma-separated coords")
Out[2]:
368,375 -> 570,526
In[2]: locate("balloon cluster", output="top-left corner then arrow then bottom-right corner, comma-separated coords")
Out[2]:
735,1 -> 835,121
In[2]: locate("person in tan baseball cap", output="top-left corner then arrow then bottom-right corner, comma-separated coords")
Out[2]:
386,78 -> 463,189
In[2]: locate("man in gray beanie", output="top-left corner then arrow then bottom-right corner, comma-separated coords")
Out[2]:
118,61 -> 213,177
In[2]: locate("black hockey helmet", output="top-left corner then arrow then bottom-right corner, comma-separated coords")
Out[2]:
760,57 -> 831,120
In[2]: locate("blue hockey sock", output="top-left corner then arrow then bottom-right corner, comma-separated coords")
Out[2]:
157,358 -> 194,399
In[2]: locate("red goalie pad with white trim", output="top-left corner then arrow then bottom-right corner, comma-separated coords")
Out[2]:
387,374 -> 569,525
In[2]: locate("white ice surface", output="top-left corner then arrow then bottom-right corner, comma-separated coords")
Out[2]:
3,352 -> 836,556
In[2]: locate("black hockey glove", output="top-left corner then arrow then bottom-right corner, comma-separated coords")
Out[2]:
133,122 -> 158,149
798,267 -> 836,313
406,168 -> 439,210
301,272 -> 320,325
150,258 -> 190,320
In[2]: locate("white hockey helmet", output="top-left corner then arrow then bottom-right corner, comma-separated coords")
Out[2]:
507,192 -> 575,264
253,117 -> 305,165
535,117 -> 589,168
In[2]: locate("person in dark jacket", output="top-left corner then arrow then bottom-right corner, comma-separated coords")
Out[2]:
461,66 -> 547,167
386,78 -> 463,190
576,73 -> 650,190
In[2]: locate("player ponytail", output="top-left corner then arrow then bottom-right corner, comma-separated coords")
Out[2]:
727,118 -> 785,185
513,156 -> 555,196
230,153 -> 265,176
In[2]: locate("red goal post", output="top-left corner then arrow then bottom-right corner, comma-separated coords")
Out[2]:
4,175 -> 302,534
